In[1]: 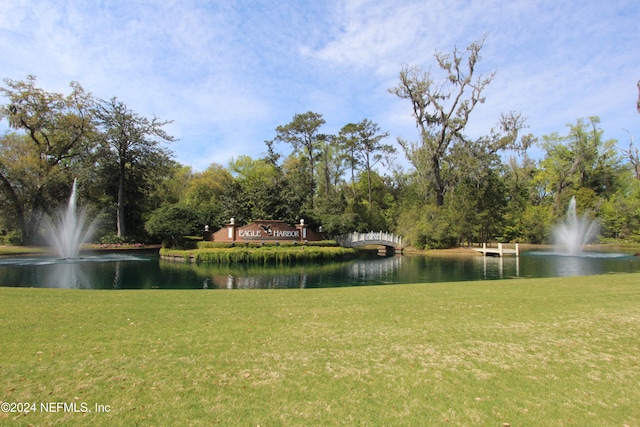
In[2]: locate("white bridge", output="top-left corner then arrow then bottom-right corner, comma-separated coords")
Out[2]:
336,231 -> 403,250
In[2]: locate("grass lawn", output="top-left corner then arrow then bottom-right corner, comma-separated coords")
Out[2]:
0,246 -> 48,256
1,274 -> 639,426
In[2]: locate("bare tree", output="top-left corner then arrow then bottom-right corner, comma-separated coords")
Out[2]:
389,37 -> 494,206
619,81 -> 640,179
637,80 -> 640,114
623,135 -> 640,180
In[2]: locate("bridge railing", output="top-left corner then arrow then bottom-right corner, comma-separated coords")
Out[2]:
336,231 -> 403,248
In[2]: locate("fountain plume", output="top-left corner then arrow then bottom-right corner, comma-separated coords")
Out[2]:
552,196 -> 599,255
45,179 -> 96,259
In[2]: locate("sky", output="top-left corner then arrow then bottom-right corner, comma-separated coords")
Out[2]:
1,0 -> 639,172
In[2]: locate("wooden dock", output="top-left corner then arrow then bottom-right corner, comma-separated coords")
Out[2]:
472,243 -> 520,257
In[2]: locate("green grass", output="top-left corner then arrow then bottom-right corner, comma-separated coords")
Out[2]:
161,245 -> 356,264
0,246 -> 48,256
1,274 -> 640,426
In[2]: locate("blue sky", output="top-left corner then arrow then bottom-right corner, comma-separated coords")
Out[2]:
1,0 -> 638,172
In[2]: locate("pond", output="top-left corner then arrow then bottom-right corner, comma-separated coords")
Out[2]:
1,249 -> 639,289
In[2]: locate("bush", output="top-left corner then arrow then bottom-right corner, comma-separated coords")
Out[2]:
198,241 -> 234,249
305,240 -> 339,247
397,205 -> 457,249
278,241 -> 297,247
145,204 -> 202,248
99,233 -> 129,245
0,230 -> 22,246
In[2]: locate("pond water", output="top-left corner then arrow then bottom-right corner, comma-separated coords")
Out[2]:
1,249 -> 639,289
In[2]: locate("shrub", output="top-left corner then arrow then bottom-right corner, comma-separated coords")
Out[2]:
99,233 -> 128,245
145,204 -> 202,248
198,241 -> 234,249
305,240 -> 339,247
0,230 -> 21,246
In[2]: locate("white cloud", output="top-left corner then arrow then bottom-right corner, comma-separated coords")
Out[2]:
1,0 -> 639,172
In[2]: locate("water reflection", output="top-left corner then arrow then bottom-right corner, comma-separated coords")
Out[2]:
523,251 -> 632,277
222,273 -> 309,289
0,254 -> 149,289
180,256 -> 405,289
481,255 -> 520,279
47,261 -> 92,288
0,250 -> 639,290
347,256 -> 402,284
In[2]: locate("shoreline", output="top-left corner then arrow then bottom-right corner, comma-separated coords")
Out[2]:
3,241 -> 640,258
0,244 -> 162,257
406,242 -> 640,257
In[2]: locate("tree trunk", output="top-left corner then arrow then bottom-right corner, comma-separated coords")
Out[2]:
367,166 -> 373,224
0,171 -> 28,243
351,166 -> 357,199
432,155 -> 444,207
117,161 -> 126,238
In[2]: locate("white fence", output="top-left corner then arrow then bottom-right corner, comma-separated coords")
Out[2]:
336,231 -> 403,248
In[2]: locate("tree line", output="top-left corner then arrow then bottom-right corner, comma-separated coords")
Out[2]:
2,40 -> 639,248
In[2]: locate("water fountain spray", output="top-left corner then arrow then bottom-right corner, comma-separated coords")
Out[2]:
46,179 -> 96,259
552,196 -> 599,255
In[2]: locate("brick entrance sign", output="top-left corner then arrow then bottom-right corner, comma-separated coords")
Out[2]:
204,219 -> 323,244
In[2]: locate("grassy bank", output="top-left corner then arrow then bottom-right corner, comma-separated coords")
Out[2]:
161,244 -> 356,264
0,246 -> 48,256
1,274 -> 640,426
0,244 -> 158,257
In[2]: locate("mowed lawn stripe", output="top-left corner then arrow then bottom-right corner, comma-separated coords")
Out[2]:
1,274 -> 639,426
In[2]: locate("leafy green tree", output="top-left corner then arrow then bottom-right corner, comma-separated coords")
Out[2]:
94,97 -> 175,238
501,155 -> 544,243
228,155 -> 281,222
183,163 -> 231,206
150,162 -> 192,208
348,119 -> 394,222
145,204 -> 202,248
536,132 -> 578,210
313,188 -> 359,236
316,134 -> 344,199
518,204 -> 553,244
537,117 -> 621,214
445,134 -> 511,244
396,201 -> 457,249
353,170 -> 396,231
337,123 -> 361,199
0,132 -> 32,240
600,169 -> 640,241
273,112 -> 325,209
0,76 -> 97,243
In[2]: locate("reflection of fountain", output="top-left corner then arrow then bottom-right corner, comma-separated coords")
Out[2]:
47,261 -> 92,288
45,179 -> 96,259
0,254 -> 144,289
552,196 -> 599,255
